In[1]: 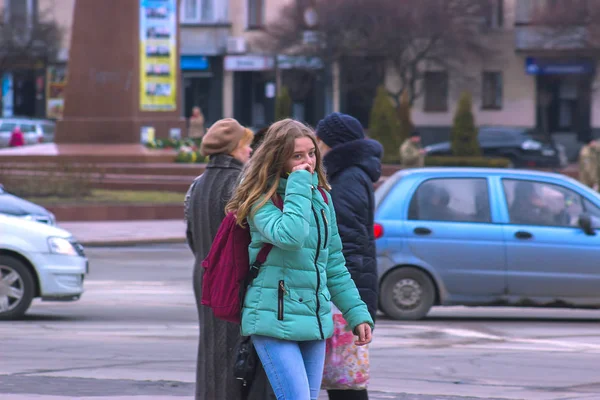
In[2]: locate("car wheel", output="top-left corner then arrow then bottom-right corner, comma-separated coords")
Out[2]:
380,267 -> 435,321
0,256 -> 35,320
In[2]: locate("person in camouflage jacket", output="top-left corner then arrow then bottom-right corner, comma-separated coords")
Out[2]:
578,139 -> 599,190
400,130 -> 425,168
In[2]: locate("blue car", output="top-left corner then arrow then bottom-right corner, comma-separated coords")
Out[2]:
375,168 -> 600,320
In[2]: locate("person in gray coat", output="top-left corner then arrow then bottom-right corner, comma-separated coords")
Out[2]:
185,119 -> 273,400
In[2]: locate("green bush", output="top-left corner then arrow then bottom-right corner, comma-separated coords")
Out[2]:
398,90 -> 413,145
369,86 -> 403,163
275,86 -> 292,121
175,149 -> 208,163
451,92 -> 481,157
425,156 -> 511,168
145,138 -> 197,150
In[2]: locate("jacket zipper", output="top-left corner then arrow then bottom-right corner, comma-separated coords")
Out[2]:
320,208 -> 329,249
278,280 -> 285,320
311,207 -> 325,340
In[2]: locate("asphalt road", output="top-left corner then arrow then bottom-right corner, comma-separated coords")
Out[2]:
1,244 -> 600,400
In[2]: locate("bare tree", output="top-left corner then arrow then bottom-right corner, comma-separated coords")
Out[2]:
530,0 -> 600,51
257,0 -> 495,108
0,7 -> 62,75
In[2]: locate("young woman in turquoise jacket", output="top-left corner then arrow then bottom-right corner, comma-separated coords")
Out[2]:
226,119 -> 374,400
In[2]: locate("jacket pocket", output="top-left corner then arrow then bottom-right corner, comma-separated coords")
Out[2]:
320,208 -> 329,249
278,280 -> 285,321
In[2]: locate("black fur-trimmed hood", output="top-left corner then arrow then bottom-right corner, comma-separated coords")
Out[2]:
323,139 -> 383,183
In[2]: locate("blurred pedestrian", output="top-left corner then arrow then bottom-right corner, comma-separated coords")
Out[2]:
226,119 -> 374,400
8,126 -> 25,147
185,118 -> 273,400
316,112 -> 382,400
400,130 -> 425,168
578,139 -> 599,190
251,126 -> 269,153
188,106 -> 205,145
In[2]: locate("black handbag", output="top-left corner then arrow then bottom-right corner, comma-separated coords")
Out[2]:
233,335 -> 258,387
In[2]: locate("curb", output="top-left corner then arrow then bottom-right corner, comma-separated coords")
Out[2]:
80,237 -> 187,247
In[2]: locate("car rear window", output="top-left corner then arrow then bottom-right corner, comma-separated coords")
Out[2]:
42,124 -> 56,134
375,175 -> 401,210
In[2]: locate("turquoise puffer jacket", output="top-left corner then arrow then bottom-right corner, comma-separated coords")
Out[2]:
241,170 -> 374,341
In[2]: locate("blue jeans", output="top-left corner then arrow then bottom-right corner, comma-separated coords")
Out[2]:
252,335 -> 326,400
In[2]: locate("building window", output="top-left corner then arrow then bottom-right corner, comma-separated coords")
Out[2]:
424,71 -> 449,112
502,179 -> 584,227
485,0 -> 504,28
247,0 -> 264,29
5,0 -> 36,36
181,0 -> 216,23
482,71 -> 503,110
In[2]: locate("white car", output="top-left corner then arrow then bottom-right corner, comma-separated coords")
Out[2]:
0,214 -> 88,320
0,118 -> 56,147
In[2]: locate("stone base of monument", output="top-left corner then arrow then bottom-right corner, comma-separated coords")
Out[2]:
0,144 -> 203,193
0,143 -> 177,163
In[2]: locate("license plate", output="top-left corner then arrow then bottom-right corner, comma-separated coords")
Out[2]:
542,149 -> 555,156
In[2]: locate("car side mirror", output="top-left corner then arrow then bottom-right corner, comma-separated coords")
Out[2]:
578,213 -> 596,236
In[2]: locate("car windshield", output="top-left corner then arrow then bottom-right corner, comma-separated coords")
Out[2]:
479,128 -> 530,142
0,122 -> 16,132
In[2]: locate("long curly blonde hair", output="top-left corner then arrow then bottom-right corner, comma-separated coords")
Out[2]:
226,119 -> 330,226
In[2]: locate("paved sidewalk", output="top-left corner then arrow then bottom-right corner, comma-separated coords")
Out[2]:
58,219 -> 187,246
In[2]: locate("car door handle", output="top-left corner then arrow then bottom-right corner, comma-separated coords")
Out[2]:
414,227 -> 432,236
515,231 -> 533,240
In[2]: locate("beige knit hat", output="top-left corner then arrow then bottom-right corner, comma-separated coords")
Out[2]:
200,118 -> 246,156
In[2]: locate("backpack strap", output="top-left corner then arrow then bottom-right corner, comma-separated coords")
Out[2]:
249,193 -> 284,280
317,186 -> 329,205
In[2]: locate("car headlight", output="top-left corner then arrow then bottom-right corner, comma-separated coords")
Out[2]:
521,139 -> 543,151
48,237 -> 77,256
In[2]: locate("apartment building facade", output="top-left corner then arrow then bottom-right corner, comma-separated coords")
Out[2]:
5,0 -> 600,153
0,0 -> 73,119
406,0 -> 600,150
181,0 -> 329,128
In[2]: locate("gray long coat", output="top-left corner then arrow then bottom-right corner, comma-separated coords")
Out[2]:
185,154 -> 275,400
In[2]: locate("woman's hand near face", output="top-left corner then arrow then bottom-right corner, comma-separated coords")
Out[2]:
292,163 -> 314,174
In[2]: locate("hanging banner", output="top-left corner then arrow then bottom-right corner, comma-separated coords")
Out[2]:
46,65 -> 67,119
139,0 -> 177,111
2,73 -> 13,117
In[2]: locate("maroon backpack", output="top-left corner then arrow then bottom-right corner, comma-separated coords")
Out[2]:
201,187 -> 328,324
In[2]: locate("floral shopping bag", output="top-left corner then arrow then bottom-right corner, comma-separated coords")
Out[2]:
321,306 -> 370,390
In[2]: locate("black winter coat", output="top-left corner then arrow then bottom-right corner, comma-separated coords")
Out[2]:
185,154 -> 275,400
323,139 -> 383,322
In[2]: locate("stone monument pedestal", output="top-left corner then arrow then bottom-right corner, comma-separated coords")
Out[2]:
52,0 -> 185,162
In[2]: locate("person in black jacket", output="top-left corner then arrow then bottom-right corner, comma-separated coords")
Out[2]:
316,112 -> 383,400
